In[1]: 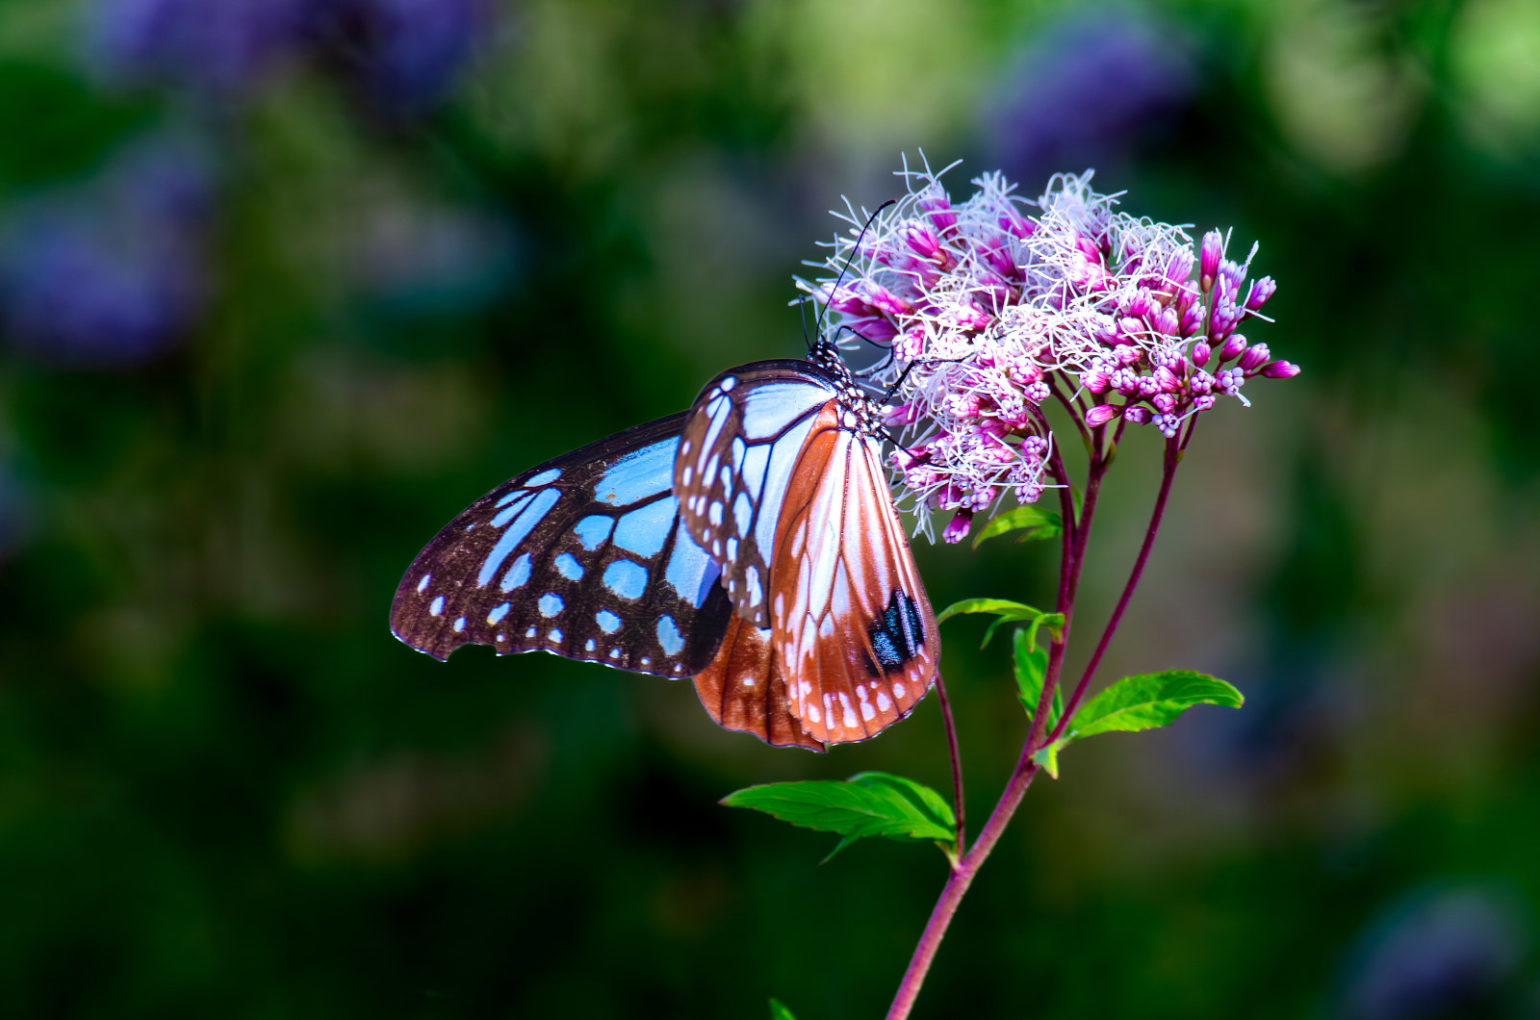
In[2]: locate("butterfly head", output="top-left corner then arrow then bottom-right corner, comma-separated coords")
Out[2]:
810,338 -> 886,439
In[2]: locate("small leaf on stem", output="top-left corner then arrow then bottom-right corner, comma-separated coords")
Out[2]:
972,506 -> 1063,549
1012,628 -> 1061,729
1067,670 -> 1243,740
936,598 -> 1063,649
721,772 -> 956,861
1031,742 -> 1063,779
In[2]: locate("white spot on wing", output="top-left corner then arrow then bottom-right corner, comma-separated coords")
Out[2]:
417,574 -> 431,593
430,595 -> 445,616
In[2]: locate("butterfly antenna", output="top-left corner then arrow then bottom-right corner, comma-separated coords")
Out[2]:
816,198 -> 897,346
880,353 -> 969,403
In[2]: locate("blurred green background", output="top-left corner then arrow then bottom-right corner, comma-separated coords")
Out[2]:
2,0 -> 1538,1016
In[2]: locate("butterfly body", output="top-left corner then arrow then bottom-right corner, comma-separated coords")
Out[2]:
391,341 -> 937,750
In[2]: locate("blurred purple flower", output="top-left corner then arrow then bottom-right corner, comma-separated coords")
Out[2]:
1339,887 -> 1527,1020
302,0 -> 492,117
86,0 -> 490,114
87,0 -> 305,98
983,8 -> 1198,184
0,134 -> 215,367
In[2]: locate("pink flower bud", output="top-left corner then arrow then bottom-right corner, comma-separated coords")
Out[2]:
1153,366 -> 1181,392
1200,230 -> 1222,290
883,402 -> 919,427
861,283 -> 911,318
892,444 -> 929,470
1116,345 -> 1143,366
1085,404 -> 1120,428
918,191 -> 956,232
1218,333 -> 1248,362
942,510 -> 973,544
853,317 -> 899,343
904,223 -> 945,263
1082,368 -> 1111,394
1262,360 -> 1300,378
1180,303 -> 1206,337
998,209 -> 1035,239
1245,276 -> 1277,310
1124,407 -> 1152,424
1239,342 -> 1271,372
1152,392 -> 1176,413
1190,339 -> 1212,366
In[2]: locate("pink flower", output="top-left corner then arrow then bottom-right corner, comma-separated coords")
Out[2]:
805,155 -> 1292,541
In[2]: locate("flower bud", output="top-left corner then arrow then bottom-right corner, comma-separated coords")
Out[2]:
998,209 -> 1035,239
1085,403 -> 1120,428
1218,333 -> 1248,362
942,510 -> 973,544
1190,339 -> 1212,366
1239,342 -> 1271,372
1245,275 -> 1277,310
1262,360 -> 1300,378
891,444 -> 929,470
1124,407 -> 1152,424
1200,230 -> 1222,290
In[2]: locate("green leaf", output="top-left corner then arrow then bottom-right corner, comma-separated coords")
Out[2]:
1032,742 -> 1063,779
972,506 -> 1063,549
769,998 -> 797,1020
1067,670 -> 1244,740
1011,628 -> 1060,729
936,598 -> 1064,649
721,771 -> 955,860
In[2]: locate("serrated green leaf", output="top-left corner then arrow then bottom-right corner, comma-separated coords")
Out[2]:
1011,628 -> 1058,728
721,772 -> 955,857
972,506 -> 1063,549
769,998 -> 797,1020
936,598 -> 1064,649
1067,670 -> 1243,740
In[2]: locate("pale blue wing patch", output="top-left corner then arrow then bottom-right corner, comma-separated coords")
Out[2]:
391,411 -> 732,674
676,361 -> 838,628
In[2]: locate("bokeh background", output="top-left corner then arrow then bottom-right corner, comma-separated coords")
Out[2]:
2,0 -> 1538,1017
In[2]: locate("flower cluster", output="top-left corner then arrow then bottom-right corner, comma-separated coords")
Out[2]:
808,158 -> 1296,542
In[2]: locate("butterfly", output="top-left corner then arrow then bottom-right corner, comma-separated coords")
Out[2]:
389,339 -> 937,751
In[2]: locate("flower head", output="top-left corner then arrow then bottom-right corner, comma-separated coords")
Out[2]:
807,156 -> 1292,542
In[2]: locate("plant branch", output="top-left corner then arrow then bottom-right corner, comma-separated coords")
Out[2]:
933,671 -> 966,860
887,443 -> 1109,1019
1049,434 -> 1181,741
887,757 -> 1044,1020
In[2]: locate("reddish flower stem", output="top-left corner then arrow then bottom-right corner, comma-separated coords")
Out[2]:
932,671 -> 965,860
1049,434 -> 1180,742
887,450 -> 1107,1019
888,424 -> 1188,1018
